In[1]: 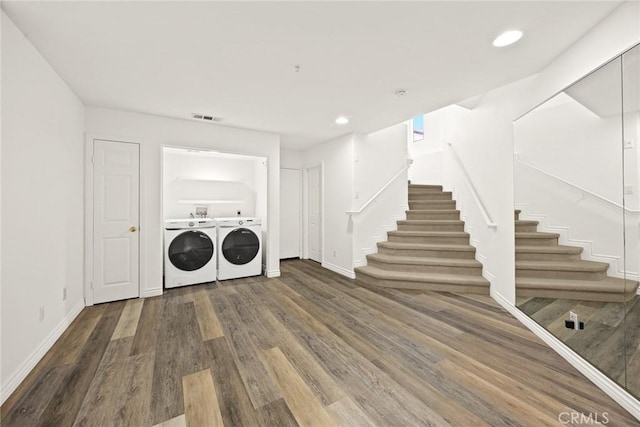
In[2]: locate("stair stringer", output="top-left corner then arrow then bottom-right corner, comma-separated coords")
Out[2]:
353,209 -> 408,268
520,211 -> 639,282
449,185 -> 493,283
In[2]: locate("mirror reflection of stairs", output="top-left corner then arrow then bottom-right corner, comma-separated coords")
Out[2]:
515,209 -> 639,302
355,184 -> 490,293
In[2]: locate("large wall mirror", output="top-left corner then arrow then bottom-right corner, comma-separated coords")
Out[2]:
514,44 -> 640,398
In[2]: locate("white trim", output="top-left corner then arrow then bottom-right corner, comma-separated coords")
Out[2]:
346,159 -> 412,215
483,269 -> 495,284
491,290 -> 640,421
143,288 -> 163,298
0,300 -> 84,404
266,269 -> 281,278
85,134 -> 143,306
322,262 -> 356,279
516,158 -> 640,214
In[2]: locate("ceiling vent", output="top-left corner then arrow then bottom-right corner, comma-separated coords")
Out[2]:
191,113 -> 223,122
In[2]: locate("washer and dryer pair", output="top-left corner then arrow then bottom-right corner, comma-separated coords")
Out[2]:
164,217 -> 262,289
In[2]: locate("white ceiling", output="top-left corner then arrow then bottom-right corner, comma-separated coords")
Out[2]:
1,1 -> 623,149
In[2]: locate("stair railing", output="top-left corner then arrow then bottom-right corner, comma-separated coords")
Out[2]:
346,159 -> 412,215
448,143 -> 498,229
516,157 -> 640,214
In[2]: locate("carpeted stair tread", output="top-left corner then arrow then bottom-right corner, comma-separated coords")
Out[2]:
367,253 -> 482,268
516,231 -> 561,239
377,241 -> 476,252
516,260 -> 609,273
406,209 -> 460,214
388,230 -> 469,237
397,219 -> 464,226
356,266 -> 490,286
516,276 -> 638,294
516,245 -> 583,255
515,220 -> 539,226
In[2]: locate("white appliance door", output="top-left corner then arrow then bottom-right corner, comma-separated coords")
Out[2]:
93,139 -> 140,303
280,168 -> 301,259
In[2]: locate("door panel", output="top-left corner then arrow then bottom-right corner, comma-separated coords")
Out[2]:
280,169 -> 301,259
93,139 -> 140,304
308,166 -> 322,263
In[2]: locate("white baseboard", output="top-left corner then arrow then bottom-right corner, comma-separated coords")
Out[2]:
143,287 -> 163,298
1,299 -> 85,405
491,289 -> 640,421
266,269 -> 281,278
322,262 -> 356,279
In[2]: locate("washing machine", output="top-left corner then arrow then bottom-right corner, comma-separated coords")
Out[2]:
216,217 -> 262,280
164,218 -> 217,288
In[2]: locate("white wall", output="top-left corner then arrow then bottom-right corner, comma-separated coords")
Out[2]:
85,106 -> 281,297
280,148 -> 303,169
425,1 -> 640,304
303,134 -> 355,276
1,12 -> 85,402
408,111 -> 448,184
162,150 -> 262,219
352,124 -> 408,266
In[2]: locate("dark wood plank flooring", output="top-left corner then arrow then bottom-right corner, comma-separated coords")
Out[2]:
518,294 -> 640,400
2,259 -> 638,426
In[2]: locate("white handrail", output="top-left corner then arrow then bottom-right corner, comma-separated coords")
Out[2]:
448,143 -> 498,229
346,159 -> 412,215
516,158 -> 640,214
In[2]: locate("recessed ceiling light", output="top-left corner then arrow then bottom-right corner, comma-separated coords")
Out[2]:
335,116 -> 349,125
493,30 -> 523,47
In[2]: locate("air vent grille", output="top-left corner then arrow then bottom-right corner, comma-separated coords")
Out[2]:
191,113 -> 222,122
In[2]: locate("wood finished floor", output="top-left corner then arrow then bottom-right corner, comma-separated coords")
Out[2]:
2,259 -> 638,426
518,294 -> 640,400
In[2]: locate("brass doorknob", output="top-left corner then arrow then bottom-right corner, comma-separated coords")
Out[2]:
130,226 -> 137,232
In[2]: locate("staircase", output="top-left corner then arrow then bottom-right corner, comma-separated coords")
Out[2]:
515,210 -> 639,302
355,184 -> 490,294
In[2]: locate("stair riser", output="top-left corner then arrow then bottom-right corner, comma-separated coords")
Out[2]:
408,190 -> 449,197
409,202 -> 457,210
367,259 -> 482,276
406,211 -> 460,220
408,193 -> 452,201
377,247 -> 476,259
397,223 -> 465,232
388,235 -> 470,245
516,288 -> 633,303
515,237 -> 558,246
515,224 -> 538,232
357,275 -> 489,294
408,185 -> 443,191
516,268 -> 607,281
516,252 -> 582,262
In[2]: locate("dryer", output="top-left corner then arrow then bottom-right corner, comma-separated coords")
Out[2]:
164,218 -> 217,288
216,217 -> 262,280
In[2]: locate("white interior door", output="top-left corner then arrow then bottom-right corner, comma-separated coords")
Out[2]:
280,168 -> 301,259
307,165 -> 322,263
93,139 -> 140,304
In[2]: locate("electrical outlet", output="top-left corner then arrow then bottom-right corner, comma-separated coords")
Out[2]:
39,306 -> 45,322
625,185 -> 634,195
355,191 -> 360,199
63,287 -> 67,301
569,311 -> 579,330
333,250 -> 337,257
625,140 -> 634,149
